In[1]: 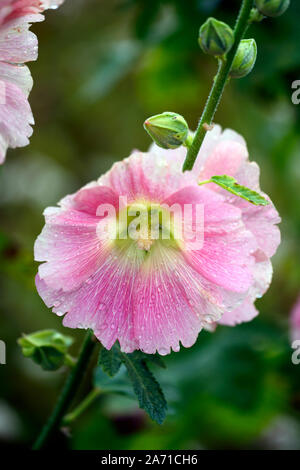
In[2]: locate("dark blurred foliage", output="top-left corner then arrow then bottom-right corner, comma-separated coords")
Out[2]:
0,0 -> 300,450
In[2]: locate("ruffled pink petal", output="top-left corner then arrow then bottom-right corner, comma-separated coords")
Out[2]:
0,1 -> 62,25
219,298 -> 259,326
43,206 -> 101,227
0,81 -> 33,163
133,245 -> 222,355
163,185 -> 242,229
164,185 -> 256,293
250,250 -> 273,298
160,184 -> 256,294
148,124 -> 224,176
0,62 -> 33,96
218,251 -> 272,326
100,151 -> 195,203
35,207 -> 101,292
197,131 -> 281,259
198,140 -> 248,184
0,16 -> 42,62
191,125 -> 247,176
0,1 -> 64,164
36,245 -> 141,353
240,204 -> 281,258
37,242 -> 226,355
185,233 -> 254,293
35,222 -> 102,292
72,186 -> 120,216
35,185 -> 121,291
163,184 -> 223,207
0,4 -> 35,24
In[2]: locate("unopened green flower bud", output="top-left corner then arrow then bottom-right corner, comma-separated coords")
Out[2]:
18,329 -> 74,371
249,7 -> 265,22
198,17 -> 234,57
230,39 -> 257,79
255,0 -> 290,17
144,112 -> 189,149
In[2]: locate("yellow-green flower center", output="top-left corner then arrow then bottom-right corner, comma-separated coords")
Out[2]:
114,201 -> 182,255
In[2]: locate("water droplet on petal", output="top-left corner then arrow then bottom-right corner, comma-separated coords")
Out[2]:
204,315 -> 214,324
158,347 -> 169,356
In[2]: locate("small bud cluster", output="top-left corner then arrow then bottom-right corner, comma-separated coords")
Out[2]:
198,16 -> 257,79
143,1 -> 290,148
197,1 -> 290,80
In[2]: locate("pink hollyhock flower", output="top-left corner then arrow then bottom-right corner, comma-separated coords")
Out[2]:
35,125 -> 281,355
290,295 -> 300,342
0,0 -> 64,164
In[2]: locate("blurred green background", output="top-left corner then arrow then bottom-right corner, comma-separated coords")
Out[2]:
0,0 -> 300,450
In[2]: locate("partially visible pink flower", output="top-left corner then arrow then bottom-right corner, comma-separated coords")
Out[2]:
0,0 -> 64,164
35,126 -> 281,355
290,295 -> 300,342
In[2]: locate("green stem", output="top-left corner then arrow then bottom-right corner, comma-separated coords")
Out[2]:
32,330 -> 97,450
182,0 -> 254,172
63,388 -> 102,425
198,179 -> 212,185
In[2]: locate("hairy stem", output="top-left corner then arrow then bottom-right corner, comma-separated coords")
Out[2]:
182,0 -> 254,172
32,330 -> 97,450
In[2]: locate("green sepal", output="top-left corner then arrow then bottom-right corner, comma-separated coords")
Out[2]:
18,329 -> 74,371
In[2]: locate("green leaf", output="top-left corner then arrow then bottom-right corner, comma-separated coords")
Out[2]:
98,344 -> 167,424
121,351 -> 167,424
94,367 -> 135,398
140,352 -> 167,369
199,175 -> 269,206
98,345 -> 122,377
